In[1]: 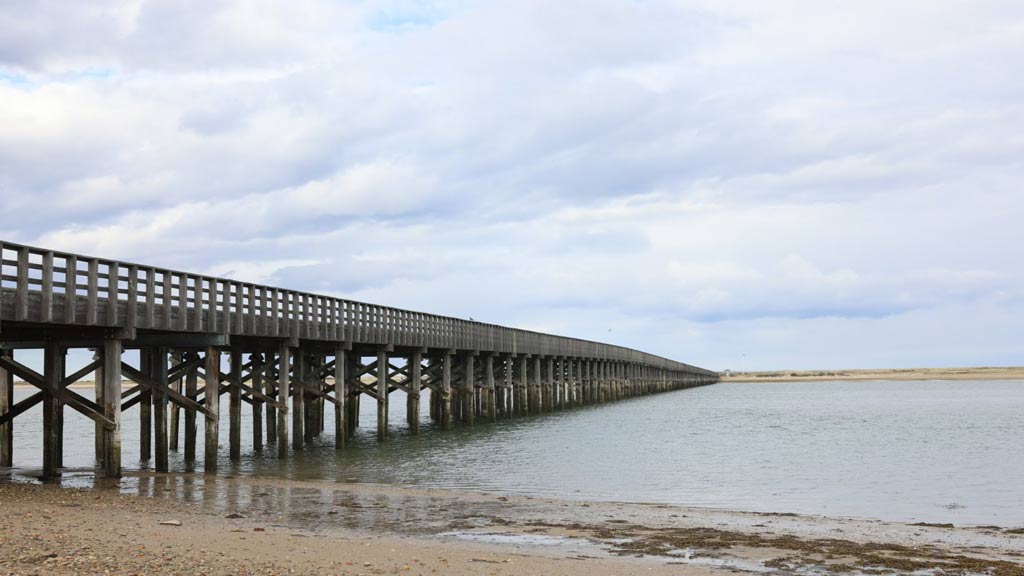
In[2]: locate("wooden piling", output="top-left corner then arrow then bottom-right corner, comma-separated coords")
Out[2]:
485,354 -> 496,421
537,357 -> 545,412
139,349 -> 152,461
153,347 -> 169,473
42,341 -> 61,479
57,349 -> 65,469
229,349 -> 242,460
304,353 -> 317,443
335,347 -> 347,448
93,350 -> 104,462
345,353 -> 358,437
252,352 -> 264,450
101,338 -> 123,477
1,349 -> 13,467
265,352 -> 277,445
204,347 -> 220,471
277,344 -> 289,457
292,351 -> 304,450
503,355 -> 513,418
463,354 -> 475,426
408,350 -> 421,434
184,355 -> 198,462
441,352 -> 452,430
544,357 -> 554,412
169,351 -> 182,451
376,350 -> 388,441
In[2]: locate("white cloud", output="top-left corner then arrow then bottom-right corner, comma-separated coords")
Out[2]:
2,0 -> 1023,370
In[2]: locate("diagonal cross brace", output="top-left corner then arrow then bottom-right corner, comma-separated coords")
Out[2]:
0,356 -> 114,429
121,362 -> 214,419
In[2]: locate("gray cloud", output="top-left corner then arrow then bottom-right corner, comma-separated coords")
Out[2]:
1,0 -> 1022,370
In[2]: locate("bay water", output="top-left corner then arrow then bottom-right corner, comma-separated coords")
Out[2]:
5,380 -> 1023,525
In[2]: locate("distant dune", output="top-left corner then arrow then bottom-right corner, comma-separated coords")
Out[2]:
722,366 -> 1024,382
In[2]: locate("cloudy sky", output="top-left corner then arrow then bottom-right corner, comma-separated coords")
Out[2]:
2,1 -> 1022,371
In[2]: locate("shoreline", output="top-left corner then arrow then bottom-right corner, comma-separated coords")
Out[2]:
722,366 -> 1024,383
9,366 -> 1024,389
1,474 -> 1022,575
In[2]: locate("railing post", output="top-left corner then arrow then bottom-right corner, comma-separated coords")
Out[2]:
14,247 -> 28,321
40,251 -> 53,323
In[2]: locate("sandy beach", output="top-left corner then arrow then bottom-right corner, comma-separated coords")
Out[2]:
721,366 -> 1024,383
1,475 -> 1022,575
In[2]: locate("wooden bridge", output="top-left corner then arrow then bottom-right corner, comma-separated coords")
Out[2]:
0,240 -> 718,479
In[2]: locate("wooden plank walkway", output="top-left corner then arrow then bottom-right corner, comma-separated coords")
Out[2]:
0,240 -> 718,478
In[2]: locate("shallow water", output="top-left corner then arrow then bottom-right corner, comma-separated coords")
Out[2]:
5,380 -> 1024,525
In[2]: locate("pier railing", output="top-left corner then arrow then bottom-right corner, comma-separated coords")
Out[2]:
0,241 -> 714,377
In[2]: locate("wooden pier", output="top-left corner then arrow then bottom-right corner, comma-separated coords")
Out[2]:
0,241 -> 718,478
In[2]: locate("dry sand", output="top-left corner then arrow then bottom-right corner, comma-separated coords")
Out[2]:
1,475 -> 1022,575
722,366 -> 1024,383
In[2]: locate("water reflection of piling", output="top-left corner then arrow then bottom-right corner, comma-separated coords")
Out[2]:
0,240 -> 718,479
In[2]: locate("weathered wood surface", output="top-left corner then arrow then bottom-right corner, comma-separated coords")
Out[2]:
0,240 -> 719,481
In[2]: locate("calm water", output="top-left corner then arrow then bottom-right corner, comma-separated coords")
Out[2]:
5,380 -> 1024,525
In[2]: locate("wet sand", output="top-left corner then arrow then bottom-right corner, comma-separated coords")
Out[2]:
722,366 -> 1024,383
1,475 -> 1022,575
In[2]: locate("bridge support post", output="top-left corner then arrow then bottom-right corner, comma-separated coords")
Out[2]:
581,359 -> 590,405
600,361 -> 608,402
345,353 -> 358,437
376,349 -> 389,441
463,354 -> 475,426
252,352 -> 264,451
184,353 -> 198,462
204,347 -> 220,472
93,350 -> 104,462
485,354 -> 497,421
304,354 -> 317,444
499,355 -> 510,418
277,344 -> 290,457
335,346 -> 347,447
543,357 -> 553,412
139,348 -> 152,462
41,341 -> 61,479
305,354 -> 319,442
552,358 -> 561,410
154,347 -> 169,473
229,348 -> 242,460
265,351 -> 277,446
565,356 -> 573,405
441,351 -> 453,430
408,350 -> 421,434
536,356 -> 544,409
101,337 -> 123,477
169,351 -> 181,452
427,357 -> 438,422
292,351 -> 305,450
517,356 -> 528,416
1,349 -> 13,468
